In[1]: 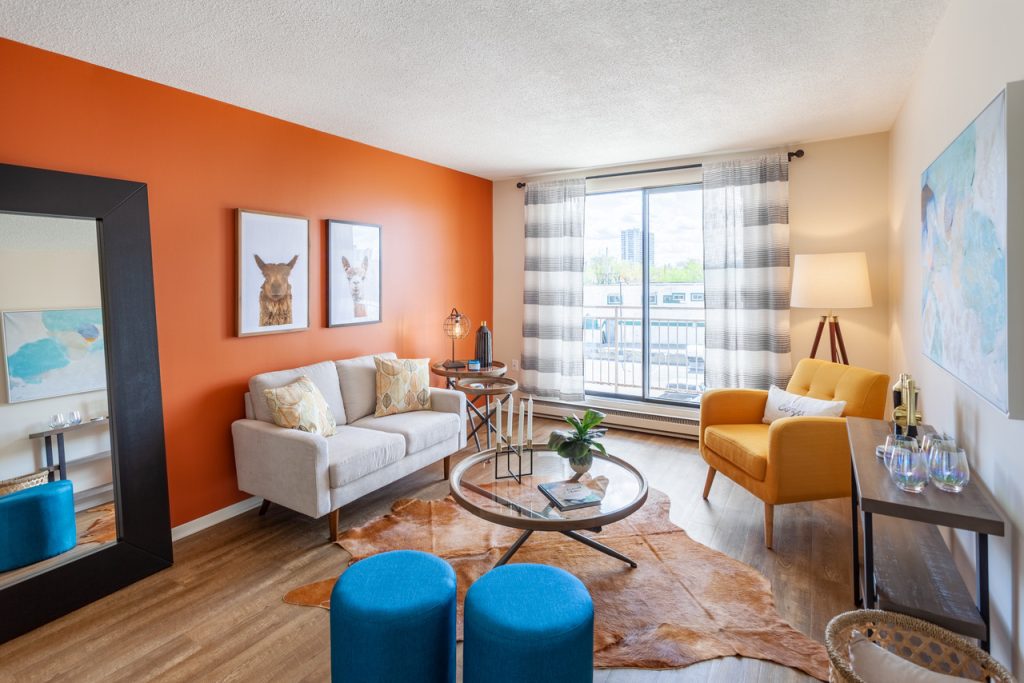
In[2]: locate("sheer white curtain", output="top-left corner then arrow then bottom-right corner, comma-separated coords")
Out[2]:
520,179 -> 586,401
703,154 -> 792,389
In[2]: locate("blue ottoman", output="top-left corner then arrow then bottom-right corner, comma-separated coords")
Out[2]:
464,564 -> 594,683
0,480 -> 77,572
331,549 -> 456,683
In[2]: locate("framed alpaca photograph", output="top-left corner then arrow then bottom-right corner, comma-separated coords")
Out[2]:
328,219 -> 382,327
237,209 -> 310,337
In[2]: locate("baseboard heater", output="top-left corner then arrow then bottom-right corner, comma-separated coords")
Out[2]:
531,399 -> 699,440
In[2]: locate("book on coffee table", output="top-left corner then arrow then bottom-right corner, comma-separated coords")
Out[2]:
538,479 -> 606,511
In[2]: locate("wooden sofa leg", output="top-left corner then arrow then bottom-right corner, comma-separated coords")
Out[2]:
258,499 -> 271,516
328,509 -> 339,542
443,455 -> 451,481
763,503 -> 774,549
702,467 -> 716,500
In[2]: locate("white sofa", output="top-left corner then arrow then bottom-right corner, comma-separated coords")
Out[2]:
231,352 -> 466,539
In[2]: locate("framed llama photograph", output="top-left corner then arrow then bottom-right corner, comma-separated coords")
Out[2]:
237,209 -> 310,337
327,219 -> 382,327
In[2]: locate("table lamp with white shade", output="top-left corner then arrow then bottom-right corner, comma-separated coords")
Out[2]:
790,252 -> 872,365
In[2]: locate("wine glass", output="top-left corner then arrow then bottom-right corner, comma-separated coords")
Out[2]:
67,410 -> 82,425
884,435 -> 917,471
890,443 -> 928,493
920,432 -> 936,459
49,413 -> 66,429
877,433 -> 896,459
929,444 -> 971,493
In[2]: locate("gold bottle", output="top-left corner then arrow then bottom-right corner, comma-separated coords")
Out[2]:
892,373 -> 922,436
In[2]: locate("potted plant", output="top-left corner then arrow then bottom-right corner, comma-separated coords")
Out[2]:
547,409 -> 608,474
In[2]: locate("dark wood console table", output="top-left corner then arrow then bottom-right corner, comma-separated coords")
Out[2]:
28,417 -> 110,482
848,417 -> 1004,651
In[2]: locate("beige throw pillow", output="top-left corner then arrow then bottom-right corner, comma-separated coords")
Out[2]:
264,376 -> 337,436
374,357 -> 431,416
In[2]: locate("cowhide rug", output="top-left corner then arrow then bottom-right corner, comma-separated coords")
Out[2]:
80,502 -> 117,545
284,489 -> 828,680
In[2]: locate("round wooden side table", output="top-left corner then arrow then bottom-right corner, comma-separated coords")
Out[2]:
456,377 -> 517,451
429,362 -> 509,451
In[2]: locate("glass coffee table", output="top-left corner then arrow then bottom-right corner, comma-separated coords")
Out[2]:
449,447 -> 648,568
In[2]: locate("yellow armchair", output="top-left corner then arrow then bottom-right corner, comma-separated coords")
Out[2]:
699,358 -> 889,548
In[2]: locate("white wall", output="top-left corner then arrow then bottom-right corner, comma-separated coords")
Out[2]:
790,133 -> 890,376
493,132 -> 892,399
889,0 -> 1024,671
0,215 -> 111,491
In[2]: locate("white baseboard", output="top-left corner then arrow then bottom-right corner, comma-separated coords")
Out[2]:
171,496 -> 261,542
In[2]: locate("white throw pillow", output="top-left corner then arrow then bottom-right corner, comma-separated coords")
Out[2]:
762,385 -> 846,424
849,631 -> 969,682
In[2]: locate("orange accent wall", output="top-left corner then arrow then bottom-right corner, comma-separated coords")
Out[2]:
0,38 -> 493,526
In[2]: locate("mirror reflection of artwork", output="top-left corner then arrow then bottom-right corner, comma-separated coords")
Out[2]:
2,309 -> 106,404
328,220 -> 382,327
237,209 -> 310,337
0,211 -> 115,591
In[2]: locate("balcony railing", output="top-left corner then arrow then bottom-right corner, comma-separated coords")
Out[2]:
583,306 -> 705,403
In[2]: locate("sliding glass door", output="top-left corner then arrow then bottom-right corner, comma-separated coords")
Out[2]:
583,183 -> 705,404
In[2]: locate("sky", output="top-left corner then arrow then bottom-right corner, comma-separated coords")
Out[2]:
583,185 -> 703,267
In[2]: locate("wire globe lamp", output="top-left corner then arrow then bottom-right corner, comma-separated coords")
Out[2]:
442,307 -> 471,369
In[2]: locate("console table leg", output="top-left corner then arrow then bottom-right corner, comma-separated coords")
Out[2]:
977,533 -> 990,652
863,511 -> 875,607
851,467 -> 861,606
44,436 -> 55,482
56,433 -> 68,481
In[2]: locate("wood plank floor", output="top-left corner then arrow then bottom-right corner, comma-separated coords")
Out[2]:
0,418 -> 854,682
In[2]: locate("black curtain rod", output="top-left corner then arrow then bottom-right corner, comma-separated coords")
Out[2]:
516,149 -> 804,188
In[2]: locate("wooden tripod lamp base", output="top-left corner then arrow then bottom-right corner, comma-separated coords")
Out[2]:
809,313 -> 849,365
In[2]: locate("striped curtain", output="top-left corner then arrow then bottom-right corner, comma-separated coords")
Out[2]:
703,154 -> 792,389
521,179 -> 585,401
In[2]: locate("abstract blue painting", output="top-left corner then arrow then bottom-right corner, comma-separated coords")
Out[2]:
2,308 -> 107,403
921,91 -> 1008,412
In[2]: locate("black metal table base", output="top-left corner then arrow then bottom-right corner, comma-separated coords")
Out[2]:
446,378 -> 509,452
494,528 -> 638,568
495,530 -> 533,566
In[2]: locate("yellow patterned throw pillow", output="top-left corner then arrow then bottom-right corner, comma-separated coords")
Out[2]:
374,357 -> 432,416
263,376 -> 337,436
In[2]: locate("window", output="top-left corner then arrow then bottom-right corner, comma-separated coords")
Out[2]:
583,183 -> 705,404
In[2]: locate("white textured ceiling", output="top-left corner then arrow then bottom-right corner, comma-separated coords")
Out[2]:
0,1 -> 948,180
0,213 -> 97,251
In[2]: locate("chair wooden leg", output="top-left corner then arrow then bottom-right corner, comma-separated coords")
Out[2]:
443,455 -> 451,481
763,503 -> 774,549
702,467 -> 716,500
258,499 -> 271,516
328,509 -> 340,542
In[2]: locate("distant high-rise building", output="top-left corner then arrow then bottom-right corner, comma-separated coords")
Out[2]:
620,228 -> 654,263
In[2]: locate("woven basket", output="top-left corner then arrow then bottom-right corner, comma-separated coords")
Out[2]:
0,470 -> 49,497
825,609 -> 1015,682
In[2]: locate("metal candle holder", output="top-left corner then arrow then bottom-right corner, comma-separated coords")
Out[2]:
494,438 -> 534,483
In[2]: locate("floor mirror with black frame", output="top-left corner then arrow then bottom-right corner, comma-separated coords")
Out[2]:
0,162 -> 172,643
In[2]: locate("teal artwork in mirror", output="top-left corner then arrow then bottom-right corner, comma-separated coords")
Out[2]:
3,308 -> 107,403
